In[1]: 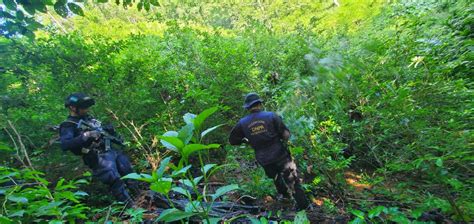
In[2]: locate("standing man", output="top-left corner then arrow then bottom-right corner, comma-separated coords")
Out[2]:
59,93 -> 136,207
229,93 -> 309,210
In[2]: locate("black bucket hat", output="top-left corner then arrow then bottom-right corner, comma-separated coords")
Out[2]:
64,93 -> 95,109
243,92 -> 263,109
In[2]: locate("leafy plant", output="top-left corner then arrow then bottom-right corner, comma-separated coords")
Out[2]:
350,206 -> 416,224
123,107 -> 239,223
247,210 -> 311,224
0,165 -> 90,223
0,0 -> 162,38
0,0 -> 472,222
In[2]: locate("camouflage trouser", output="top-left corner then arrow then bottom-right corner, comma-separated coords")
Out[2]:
262,156 -> 309,210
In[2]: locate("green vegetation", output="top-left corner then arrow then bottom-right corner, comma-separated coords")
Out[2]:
1,0 -> 472,223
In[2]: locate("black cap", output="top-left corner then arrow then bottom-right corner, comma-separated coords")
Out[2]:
64,93 -> 95,108
243,92 -> 263,109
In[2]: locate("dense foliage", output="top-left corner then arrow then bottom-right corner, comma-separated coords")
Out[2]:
1,0 -> 472,223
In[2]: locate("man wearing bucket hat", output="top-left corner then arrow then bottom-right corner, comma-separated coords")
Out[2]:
229,93 -> 309,210
58,93 -> 137,207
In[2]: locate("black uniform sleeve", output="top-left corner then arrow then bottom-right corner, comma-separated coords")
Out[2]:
229,122 -> 245,145
59,123 -> 90,155
273,113 -> 290,138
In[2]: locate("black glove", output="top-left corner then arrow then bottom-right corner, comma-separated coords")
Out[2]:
103,124 -> 116,135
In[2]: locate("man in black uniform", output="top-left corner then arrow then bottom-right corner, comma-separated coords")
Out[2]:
59,93 -> 136,206
229,93 -> 309,210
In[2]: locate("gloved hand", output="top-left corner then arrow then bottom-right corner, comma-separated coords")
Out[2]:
82,130 -> 101,141
103,124 -> 116,135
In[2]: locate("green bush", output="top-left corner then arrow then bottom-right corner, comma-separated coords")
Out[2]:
0,0 -> 472,222
0,165 -> 90,223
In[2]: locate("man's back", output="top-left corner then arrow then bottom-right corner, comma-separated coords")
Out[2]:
230,110 -> 289,165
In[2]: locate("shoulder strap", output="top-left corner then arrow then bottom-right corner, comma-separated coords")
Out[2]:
58,119 -> 79,132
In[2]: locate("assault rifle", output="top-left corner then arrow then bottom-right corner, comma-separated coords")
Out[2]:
76,119 -> 124,151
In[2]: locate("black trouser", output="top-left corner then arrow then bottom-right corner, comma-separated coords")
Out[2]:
262,156 -> 309,210
91,150 -> 136,204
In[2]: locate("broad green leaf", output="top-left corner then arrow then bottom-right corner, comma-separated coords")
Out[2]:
194,107 -> 218,130
178,124 -> 194,144
183,113 -> 196,125
121,173 -> 153,183
159,136 -> 184,152
8,210 -> 24,218
435,158 -> 443,167
200,124 -> 224,139
179,179 -> 194,188
150,0 -> 160,6
193,176 -> 203,185
171,186 -> 191,197
368,206 -> 386,219
171,165 -> 192,177
67,3 -> 84,16
7,195 -> 28,204
54,0 -> 68,17
211,184 -> 238,201
163,131 -> 179,137
137,2 -> 143,11
182,144 -> 220,159
156,208 -> 195,222
156,156 -> 172,178
160,131 -> 179,151
0,143 -> 14,152
3,0 -> 17,10
201,164 -> 217,176
74,191 -> 88,197
207,144 -> 220,149
144,1 -> 150,11
150,178 -> 172,194
178,176 -> 204,188
350,209 -> 365,219
182,144 -> 208,158
74,179 -> 88,185
33,2 -> 47,13
0,215 -> 13,224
